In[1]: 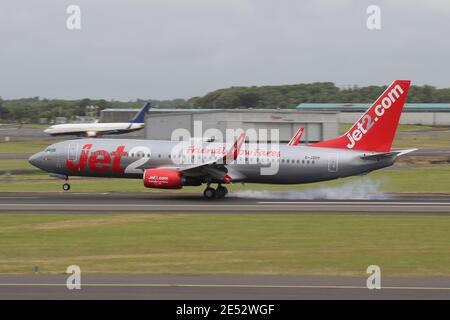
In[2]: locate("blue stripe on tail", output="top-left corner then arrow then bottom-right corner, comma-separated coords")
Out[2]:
130,102 -> 151,123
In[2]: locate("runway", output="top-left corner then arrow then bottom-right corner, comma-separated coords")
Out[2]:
0,192 -> 449,214
0,274 -> 449,299
1,193 -> 449,300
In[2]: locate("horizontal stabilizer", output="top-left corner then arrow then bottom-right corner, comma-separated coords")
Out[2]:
360,148 -> 418,161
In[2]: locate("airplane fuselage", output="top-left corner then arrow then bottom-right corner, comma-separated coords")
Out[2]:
44,123 -> 145,136
29,138 -> 394,184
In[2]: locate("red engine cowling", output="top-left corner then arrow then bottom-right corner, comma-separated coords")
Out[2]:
143,169 -> 183,189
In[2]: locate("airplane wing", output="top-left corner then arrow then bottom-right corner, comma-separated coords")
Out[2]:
155,132 -> 247,183
360,148 -> 418,161
288,127 -> 304,146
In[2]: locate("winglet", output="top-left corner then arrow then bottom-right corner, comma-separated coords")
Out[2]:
223,132 -> 246,163
288,127 -> 304,146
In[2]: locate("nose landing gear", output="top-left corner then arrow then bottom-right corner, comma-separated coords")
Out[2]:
203,184 -> 228,199
62,176 -> 71,191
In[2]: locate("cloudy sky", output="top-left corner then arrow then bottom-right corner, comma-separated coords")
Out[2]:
1,0 -> 449,100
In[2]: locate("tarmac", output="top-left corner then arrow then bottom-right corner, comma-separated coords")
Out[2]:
0,192 -> 449,215
0,274 -> 449,300
0,193 -> 449,300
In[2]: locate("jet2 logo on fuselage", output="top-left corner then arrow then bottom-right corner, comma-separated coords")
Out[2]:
346,84 -> 404,149
66,144 -> 127,174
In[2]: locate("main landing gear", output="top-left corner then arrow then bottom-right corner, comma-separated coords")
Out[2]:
62,176 -> 71,191
203,184 -> 228,199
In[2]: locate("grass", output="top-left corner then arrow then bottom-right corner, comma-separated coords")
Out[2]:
0,125 -> 448,159
396,124 -> 437,131
1,124 -> 449,155
0,140 -> 61,154
338,124 -> 450,148
22,124 -> 51,129
0,159 -> 35,171
0,166 -> 449,193
393,131 -> 450,149
0,213 -> 449,276
1,126 -> 447,278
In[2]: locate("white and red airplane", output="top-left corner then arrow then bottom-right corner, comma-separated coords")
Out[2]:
30,80 -> 416,199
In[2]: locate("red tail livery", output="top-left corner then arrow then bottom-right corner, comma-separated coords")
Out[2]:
311,80 -> 410,152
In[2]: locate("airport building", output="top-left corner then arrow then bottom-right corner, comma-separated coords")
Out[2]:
99,102 -> 450,143
297,103 -> 450,125
100,108 -> 143,123
100,108 -> 339,143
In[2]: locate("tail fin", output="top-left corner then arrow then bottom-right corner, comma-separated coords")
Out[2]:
130,102 -> 151,123
311,80 -> 411,152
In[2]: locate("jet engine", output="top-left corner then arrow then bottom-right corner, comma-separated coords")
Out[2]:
143,169 -> 201,189
84,131 -> 101,137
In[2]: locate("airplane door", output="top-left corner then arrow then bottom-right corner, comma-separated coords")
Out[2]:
68,143 -> 78,162
56,152 -> 63,169
328,154 -> 338,172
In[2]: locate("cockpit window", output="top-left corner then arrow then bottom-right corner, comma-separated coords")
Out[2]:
45,148 -> 56,153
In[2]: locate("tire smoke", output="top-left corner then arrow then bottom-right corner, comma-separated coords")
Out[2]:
231,178 -> 390,200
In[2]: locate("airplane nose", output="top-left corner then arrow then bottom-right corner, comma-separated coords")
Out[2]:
28,152 -> 42,168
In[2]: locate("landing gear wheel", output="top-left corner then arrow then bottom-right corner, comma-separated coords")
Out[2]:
62,183 -> 71,191
203,187 -> 216,199
216,186 -> 228,199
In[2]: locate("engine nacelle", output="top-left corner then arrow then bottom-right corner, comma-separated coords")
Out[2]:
84,131 -> 101,137
143,169 -> 183,189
